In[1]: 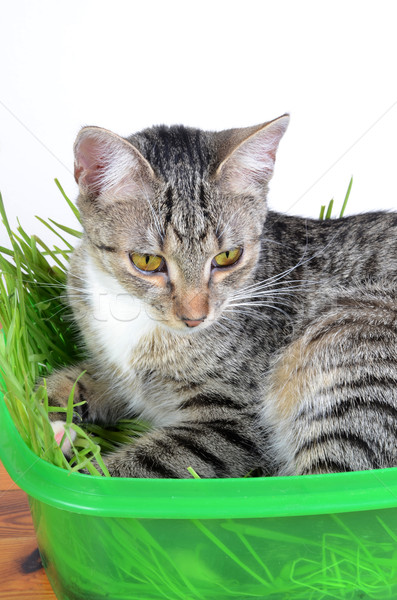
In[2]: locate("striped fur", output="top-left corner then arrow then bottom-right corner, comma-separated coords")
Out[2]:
45,116 -> 397,477
263,283 -> 397,474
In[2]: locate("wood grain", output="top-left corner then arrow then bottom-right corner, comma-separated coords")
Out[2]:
0,461 -> 19,490
0,461 -> 57,600
0,491 -> 35,536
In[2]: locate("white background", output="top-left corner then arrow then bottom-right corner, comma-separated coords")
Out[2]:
1,0 -> 397,247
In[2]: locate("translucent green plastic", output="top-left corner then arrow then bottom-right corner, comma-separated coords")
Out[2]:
1,395 -> 397,600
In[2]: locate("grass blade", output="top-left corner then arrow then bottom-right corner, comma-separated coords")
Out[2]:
339,176 -> 353,218
54,178 -> 81,222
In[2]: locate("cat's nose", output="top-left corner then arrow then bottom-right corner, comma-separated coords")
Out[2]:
182,316 -> 207,328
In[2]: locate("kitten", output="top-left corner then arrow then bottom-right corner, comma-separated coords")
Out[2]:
46,115 -> 397,477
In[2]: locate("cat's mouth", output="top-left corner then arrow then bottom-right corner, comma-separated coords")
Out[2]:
180,317 -> 207,329
144,299 -> 220,335
157,314 -> 216,335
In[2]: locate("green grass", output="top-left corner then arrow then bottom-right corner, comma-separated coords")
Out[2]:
32,502 -> 397,599
0,179 -> 148,476
319,176 -> 353,220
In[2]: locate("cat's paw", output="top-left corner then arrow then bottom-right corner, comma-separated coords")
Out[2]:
39,364 -> 92,422
51,420 -> 77,456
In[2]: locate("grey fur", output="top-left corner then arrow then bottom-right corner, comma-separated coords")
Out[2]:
45,115 -> 397,477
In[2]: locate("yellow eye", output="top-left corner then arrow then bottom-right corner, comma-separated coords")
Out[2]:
212,247 -> 243,268
130,252 -> 164,272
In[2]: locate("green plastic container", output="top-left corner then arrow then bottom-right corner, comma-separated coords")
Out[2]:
1,395 -> 397,600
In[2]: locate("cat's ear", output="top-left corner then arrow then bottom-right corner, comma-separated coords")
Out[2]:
73,126 -> 155,200
215,114 -> 289,196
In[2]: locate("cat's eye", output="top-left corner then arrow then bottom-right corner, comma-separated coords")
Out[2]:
130,252 -> 165,273
212,247 -> 243,268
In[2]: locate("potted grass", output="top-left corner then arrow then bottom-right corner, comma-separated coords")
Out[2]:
2,177 -> 397,600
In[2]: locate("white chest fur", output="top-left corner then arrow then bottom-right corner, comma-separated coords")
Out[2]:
80,255 -> 188,427
84,255 -> 157,376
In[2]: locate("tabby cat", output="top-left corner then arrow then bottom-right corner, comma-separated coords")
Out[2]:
46,114 -> 397,477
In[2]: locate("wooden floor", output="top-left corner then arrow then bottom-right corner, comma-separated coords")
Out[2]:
0,461 -> 57,599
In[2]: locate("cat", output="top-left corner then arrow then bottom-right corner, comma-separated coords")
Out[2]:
45,114 -> 397,478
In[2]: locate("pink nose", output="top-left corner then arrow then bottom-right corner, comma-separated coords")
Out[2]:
182,317 -> 206,328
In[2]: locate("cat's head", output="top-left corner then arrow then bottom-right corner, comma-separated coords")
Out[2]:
73,115 -> 289,332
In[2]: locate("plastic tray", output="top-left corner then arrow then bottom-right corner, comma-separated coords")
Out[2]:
1,394 -> 397,600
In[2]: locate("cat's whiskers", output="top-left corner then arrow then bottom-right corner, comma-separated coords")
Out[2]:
225,301 -> 292,319
20,271 -> 88,288
233,278 -> 318,296
239,264 -> 311,293
230,285 -> 310,302
70,272 -> 94,284
63,289 -> 94,310
229,280 -> 318,311
42,304 -> 74,321
21,279 -> 66,289
237,231 -> 338,298
34,295 -> 69,306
